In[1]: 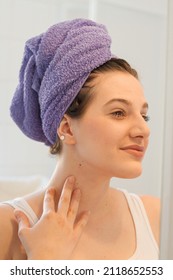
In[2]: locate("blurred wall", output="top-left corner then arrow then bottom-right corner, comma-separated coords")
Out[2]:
0,0 -> 167,196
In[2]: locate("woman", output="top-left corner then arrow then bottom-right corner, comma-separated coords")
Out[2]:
0,18 -> 160,260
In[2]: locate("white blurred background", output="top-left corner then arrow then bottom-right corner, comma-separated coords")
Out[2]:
0,0 -> 168,197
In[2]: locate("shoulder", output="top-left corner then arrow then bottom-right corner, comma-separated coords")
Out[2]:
0,190 -> 44,260
0,203 -> 18,259
140,195 -> 160,245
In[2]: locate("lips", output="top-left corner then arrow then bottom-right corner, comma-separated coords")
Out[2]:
120,145 -> 145,158
121,145 -> 144,152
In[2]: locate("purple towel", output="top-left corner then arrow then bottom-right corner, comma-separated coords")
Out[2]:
10,18 -> 113,146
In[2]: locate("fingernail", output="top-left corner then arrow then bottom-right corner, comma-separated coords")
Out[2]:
87,210 -> 91,216
14,213 -> 20,222
74,188 -> 81,199
48,187 -> 55,194
68,176 -> 75,184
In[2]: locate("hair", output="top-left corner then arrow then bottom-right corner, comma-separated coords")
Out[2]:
50,57 -> 138,155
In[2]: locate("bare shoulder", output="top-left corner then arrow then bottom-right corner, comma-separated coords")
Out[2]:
140,195 -> 161,245
0,203 -> 18,259
0,190 -> 44,260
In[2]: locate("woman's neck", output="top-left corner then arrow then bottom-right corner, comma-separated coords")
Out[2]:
47,153 -> 113,217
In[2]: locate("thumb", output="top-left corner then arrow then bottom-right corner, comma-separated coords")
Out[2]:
14,210 -> 31,232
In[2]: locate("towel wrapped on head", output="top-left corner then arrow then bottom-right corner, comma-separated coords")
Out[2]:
10,18 -> 113,146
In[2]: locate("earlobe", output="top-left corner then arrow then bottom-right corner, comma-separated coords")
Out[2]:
59,135 -> 65,141
57,115 -> 76,145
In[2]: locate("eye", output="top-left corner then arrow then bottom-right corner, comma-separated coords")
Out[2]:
111,110 -> 126,119
142,115 -> 150,122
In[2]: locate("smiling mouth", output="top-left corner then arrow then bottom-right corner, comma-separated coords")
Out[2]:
120,145 -> 145,158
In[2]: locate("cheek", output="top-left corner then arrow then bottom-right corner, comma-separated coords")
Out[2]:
87,120 -> 128,146
83,120 -> 112,145
77,120 -> 124,158
74,119 -> 109,155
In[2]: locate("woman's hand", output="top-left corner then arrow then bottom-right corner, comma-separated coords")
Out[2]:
14,176 -> 90,260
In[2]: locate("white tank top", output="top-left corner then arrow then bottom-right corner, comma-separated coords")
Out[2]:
4,189 -> 159,260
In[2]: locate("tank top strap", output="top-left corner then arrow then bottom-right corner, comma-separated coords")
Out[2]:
120,189 -> 159,259
3,198 -> 38,226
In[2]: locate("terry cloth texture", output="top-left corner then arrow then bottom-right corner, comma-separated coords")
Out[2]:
10,18 -> 113,146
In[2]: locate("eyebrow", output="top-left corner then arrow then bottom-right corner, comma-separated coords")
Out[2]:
103,98 -> 149,109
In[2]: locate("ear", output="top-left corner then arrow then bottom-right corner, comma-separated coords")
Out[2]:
57,114 -> 76,145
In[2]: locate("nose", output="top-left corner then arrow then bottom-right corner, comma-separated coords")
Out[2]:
129,115 -> 150,139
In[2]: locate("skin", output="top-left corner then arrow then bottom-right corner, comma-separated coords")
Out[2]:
0,71 -> 160,260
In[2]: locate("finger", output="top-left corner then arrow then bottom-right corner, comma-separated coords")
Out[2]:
43,188 -> 56,214
14,210 -> 31,236
58,176 -> 75,215
74,211 -> 90,237
67,188 -> 81,224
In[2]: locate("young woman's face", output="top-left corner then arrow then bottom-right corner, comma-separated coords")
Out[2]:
72,71 -> 150,179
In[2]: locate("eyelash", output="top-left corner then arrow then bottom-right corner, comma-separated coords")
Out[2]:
111,110 -> 126,119
111,110 -> 150,122
142,115 -> 150,122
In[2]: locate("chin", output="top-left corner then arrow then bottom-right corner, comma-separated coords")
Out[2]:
125,172 -> 142,179
113,166 -> 143,179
